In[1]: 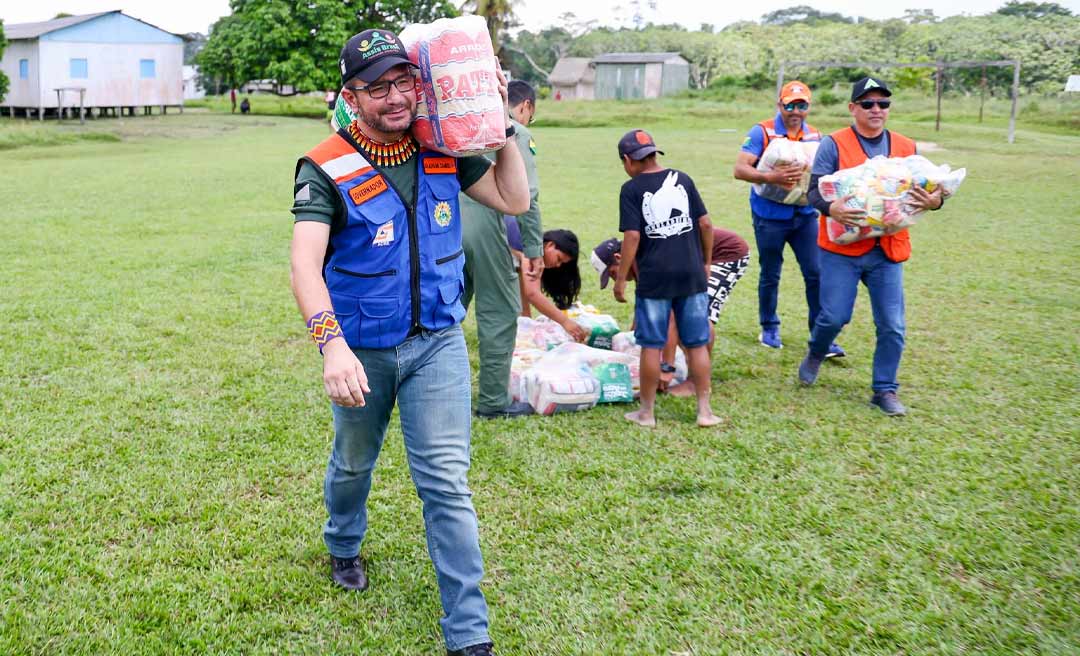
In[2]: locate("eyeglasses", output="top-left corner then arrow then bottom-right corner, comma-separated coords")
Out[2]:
347,76 -> 415,99
782,101 -> 809,111
857,99 -> 891,110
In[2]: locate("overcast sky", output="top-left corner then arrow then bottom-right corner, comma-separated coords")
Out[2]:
2,0 -> 1078,35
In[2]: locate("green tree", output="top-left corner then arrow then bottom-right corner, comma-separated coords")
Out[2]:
995,1 -> 1072,18
197,0 -> 457,94
461,0 -> 518,56
760,5 -> 853,26
0,20 -> 8,104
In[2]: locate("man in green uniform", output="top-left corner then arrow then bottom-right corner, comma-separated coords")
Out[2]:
461,80 -> 544,418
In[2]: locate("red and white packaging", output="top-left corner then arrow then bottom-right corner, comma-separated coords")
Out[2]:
400,16 -> 507,157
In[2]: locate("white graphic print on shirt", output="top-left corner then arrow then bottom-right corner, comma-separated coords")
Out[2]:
641,171 -> 693,239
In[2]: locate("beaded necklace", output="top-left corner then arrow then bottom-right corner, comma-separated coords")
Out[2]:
348,120 -> 417,168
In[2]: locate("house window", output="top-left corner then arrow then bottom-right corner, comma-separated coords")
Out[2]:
140,59 -> 156,79
19,59 -> 29,79
70,58 -> 88,78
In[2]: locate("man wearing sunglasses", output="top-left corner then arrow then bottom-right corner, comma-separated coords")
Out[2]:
734,81 -> 843,358
289,28 -> 529,656
799,76 -> 944,416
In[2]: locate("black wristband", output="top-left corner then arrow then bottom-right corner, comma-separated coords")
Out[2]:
505,124 -> 516,138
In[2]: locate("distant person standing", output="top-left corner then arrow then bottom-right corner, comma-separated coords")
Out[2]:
325,89 -> 337,131
798,77 -> 945,416
230,87 -> 237,113
733,81 -> 843,358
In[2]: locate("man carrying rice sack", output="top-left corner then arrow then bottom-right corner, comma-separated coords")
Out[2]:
799,77 -> 945,417
289,27 -> 528,656
734,81 -> 844,358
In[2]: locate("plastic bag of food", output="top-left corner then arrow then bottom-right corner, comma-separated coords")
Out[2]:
515,316 -> 572,351
523,358 -> 599,415
564,303 -> 620,349
593,363 -> 634,403
819,155 -> 966,245
508,348 -> 545,403
753,139 -> 820,205
399,16 -> 506,157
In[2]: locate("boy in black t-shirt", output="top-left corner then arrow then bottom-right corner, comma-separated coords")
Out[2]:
611,130 -> 723,428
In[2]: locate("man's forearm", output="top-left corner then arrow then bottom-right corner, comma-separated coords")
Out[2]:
618,233 -> 640,282
807,173 -> 832,215
493,138 -> 530,215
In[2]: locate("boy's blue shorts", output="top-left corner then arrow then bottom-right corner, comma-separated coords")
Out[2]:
634,292 -> 710,349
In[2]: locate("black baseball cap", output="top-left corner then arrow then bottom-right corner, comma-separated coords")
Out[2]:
850,76 -> 892,102
617,129 -> 665,161
591,238 -> 621,289
340,29 -> 414,86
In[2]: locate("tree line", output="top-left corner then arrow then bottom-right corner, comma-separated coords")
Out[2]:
187,0 -> 1078,97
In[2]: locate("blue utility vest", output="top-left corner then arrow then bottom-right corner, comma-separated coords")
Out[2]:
749,113 -> 821,220
300,133 -> 466,349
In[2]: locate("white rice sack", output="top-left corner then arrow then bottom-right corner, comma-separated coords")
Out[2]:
523,359 -> 599,416
399,16 -> 506,156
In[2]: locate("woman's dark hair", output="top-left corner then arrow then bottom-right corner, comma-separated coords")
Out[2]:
540,229 -> 581,310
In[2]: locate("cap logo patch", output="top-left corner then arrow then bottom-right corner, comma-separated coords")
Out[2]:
791,85 -> 802,93
635,131 -> 651,145
864,79 -> 880,89
358,31 -> 398,60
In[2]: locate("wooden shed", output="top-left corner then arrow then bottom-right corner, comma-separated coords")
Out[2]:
592,52 -> 689,100
0,11 -> 185,119
548,57 -> 595,100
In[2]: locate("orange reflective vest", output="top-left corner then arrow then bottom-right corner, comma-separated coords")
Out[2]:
817,126 -> 917,262
756,118 -> 821,150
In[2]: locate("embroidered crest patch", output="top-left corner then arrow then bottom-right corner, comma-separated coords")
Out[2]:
433,201 -> 453,227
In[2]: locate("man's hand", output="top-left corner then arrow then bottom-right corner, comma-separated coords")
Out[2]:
613,279 -> 627,303
495,64 -> 510,116
524,256 -> 544,281
769,163 -> 804,190
322,339 -> 371,407
906,186 -> 944,212
828,195 -> 867,227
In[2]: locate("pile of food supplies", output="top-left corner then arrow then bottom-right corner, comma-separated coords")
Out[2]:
509,305 -> 687,416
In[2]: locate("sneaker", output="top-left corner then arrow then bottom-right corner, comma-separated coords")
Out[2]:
870,391 -> 907,416
475,401 -> 534,419
448,642 -> 495,656
758,326 -> 783,349
798,351 -> 824,385
330,555 -> 368,591
825,342 -> 846,359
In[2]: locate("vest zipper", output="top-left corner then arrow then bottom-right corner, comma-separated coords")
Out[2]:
408,158 -> 422,329
435,248 -> 464,265
331,265 -> 396,278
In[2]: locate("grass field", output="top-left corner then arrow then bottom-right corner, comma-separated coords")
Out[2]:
1,99 -> 1078,655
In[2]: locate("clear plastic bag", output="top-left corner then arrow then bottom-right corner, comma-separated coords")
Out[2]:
752,139 -> 819,206
819,155 -> 966,245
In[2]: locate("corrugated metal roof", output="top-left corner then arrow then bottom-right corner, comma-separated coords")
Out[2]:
548,57 -> 595,85
3,11 -> 117,40
592,52 -> 688,65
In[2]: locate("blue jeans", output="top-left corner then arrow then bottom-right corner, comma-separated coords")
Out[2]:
324,325 -> 489,651
752,212 -> 821,334
634,292 -> 710,349
809,247 -> 906,393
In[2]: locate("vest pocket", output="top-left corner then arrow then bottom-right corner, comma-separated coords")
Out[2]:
425,175 -> 460,234
438,279 -> 466,324
357,295 -> 400,348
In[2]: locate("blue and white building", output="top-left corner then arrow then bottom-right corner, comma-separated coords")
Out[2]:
1,11 -> 185,118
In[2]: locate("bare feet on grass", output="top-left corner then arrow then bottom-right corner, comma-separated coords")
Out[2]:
696,411 -> 724,428
624,409 -> 656,427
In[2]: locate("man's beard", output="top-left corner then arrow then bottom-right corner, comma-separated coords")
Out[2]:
358,103 -> 416,135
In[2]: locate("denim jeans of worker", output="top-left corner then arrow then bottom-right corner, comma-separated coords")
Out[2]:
752,212 -> 821,334
634,292 -> 711,349
324,324 -> 490,651
808,246 -> 906,393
